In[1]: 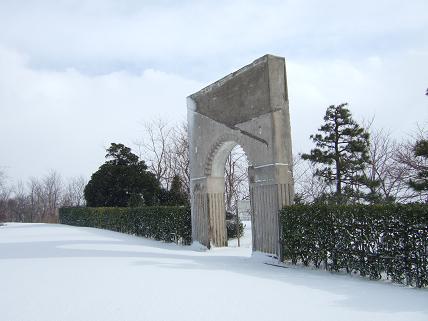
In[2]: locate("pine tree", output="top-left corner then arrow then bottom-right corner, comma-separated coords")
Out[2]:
302,103 -> 375,204
409,139 -> 428,192
158,175 -> 188,206
407,89 -> 428,194
168,175 -> 188,205
84,143 -> 160,207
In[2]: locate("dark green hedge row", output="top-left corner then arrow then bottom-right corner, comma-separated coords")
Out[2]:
280,204 -> 428,287
59,206 -> 192,244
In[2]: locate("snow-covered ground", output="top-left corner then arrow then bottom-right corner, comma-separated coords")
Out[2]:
1,223 -> 427,321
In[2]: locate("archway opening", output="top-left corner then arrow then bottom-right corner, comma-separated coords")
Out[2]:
224,145 -> 252,249
208,140 -> 252,249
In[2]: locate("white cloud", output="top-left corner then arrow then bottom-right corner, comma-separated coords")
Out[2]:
1,0 -> 426,75
2,45 -> 426,184
288,51 -> 428,154
0,1 -> 427,183
0,47 -> 201,182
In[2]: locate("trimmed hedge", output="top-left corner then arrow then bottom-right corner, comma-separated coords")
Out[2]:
59,206 -> 192,244
280,204 -> 428,287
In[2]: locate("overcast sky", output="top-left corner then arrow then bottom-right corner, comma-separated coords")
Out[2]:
1,0 -> 427,184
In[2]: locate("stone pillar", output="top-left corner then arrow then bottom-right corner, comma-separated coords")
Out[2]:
249,164 -> 294,257
191,176 -> 227,248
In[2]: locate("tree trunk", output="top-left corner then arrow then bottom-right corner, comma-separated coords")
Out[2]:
334,111 -> 342,202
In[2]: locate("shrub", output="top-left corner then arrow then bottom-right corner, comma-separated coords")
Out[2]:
226,220 -> 244,239
59,206 -> 191,244
280,204 -> 428,287
225,211 -> 244,239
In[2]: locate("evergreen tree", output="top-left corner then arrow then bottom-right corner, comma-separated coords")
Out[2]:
302,103 -> 375,203
409,139 -> 428,192
84,143 -> 160,207
158,175 -> 188,206
168,175 -> 188,205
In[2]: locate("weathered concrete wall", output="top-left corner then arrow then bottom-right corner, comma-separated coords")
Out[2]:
188,54 -> 294,256
190,57 -> 270,127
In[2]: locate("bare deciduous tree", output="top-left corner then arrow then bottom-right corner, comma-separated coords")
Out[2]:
62,176 -> 86,207
41,171 -> 63,222
136,118 -> 174,189
9,181 -> 30,222
293,154 -> 332,203
27,176 -> 43,222
224,146 -> 249,213
362,129 -> 412,202
0,169 -> 87,223
137,119 -> 190,197
393,127 -> 428,202
169,122 -> 190,196
0,169 -> 11,222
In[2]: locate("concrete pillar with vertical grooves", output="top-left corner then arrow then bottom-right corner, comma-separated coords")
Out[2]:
190,176 -> 227,248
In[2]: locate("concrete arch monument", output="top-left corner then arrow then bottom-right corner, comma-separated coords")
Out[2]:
187,54 -> 294,257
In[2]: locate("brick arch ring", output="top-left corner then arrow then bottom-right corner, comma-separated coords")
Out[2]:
203,133 -> 252,177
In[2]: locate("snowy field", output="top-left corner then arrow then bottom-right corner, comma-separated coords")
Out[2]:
1,223 -> 427,321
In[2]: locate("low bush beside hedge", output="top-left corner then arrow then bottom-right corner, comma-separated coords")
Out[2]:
226,220 -> 244,239
280,204 -> 428,287
59,206 -> 192,244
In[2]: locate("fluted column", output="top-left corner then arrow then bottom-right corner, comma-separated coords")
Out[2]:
191,176 -> 227,248
249,164 -> 294,256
